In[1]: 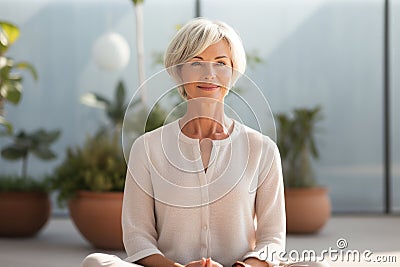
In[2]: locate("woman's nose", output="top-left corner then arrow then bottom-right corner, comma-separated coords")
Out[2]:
202,63 -> 216,80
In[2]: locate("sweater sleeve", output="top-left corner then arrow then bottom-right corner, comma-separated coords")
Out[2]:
122,135 -> 164,263
242,139 -> 286,266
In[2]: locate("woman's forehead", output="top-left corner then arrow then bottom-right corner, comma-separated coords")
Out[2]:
195,40 -> 231,59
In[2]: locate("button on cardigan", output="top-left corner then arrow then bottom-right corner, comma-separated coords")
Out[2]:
122,118 -> 286,267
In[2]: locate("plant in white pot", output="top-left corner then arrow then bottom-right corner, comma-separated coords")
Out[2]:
276,106 -> 331,234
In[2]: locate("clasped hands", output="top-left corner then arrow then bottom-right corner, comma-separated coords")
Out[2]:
183,257 -> 269,267
184,257 -> 222,267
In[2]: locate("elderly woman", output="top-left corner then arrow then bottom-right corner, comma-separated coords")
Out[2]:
82,18 -> 329,267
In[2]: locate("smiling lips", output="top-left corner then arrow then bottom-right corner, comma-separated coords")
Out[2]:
197,84 -> 219,91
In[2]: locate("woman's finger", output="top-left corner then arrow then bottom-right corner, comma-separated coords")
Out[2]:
201,258 -> 207,267
206,258 -> 211,267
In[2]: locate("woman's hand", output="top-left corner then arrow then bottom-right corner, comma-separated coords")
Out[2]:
185,258 -> 205,267
185,258 -> 223,267
243,257 -> 270,267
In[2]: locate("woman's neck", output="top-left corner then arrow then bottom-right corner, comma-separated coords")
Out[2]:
179,98 -> 232,140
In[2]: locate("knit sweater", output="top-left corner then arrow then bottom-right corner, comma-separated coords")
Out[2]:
122,118 -> 286,267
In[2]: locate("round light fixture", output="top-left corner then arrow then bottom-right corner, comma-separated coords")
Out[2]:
92,32 -> 130,71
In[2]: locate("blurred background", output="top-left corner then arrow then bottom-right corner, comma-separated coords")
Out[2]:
1,0 -> 399,213
0,0 -> 399,266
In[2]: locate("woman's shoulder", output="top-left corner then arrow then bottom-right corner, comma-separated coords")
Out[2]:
237,121 -> 277,149
144,119 -> 177,136
129,120 -> 177,160
133,119 -> 178,145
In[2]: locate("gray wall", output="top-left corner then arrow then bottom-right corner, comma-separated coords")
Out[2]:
0,0 -> 398,213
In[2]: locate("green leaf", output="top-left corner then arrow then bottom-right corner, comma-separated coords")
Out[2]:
32,129 -> 60,144
132,0 -> 144,5
145,104 -> 167,132
0,175 -> 49,193
32,146 -> 56,160
50,133 -> 126,205
0,115 -> 12,134
1,128 -> 60,176
0,21 -> 20,54
80,92 -> 109,109
81,80 -> 130,133
129,97 -> 141,109
15,61 -> 38,81
115,80 -> 126,108
275,106 -> 322,188
1,146 -> 26,160
0,59 -> 12,83
2,82 -> 22,104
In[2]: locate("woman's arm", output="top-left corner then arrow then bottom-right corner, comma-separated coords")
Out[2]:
243,257 -> 270,267
232,257 -> 270,267
122,136 -> 164,263
136,255 -> 221,267
136,254 -> 184,267
242,139 -> 286,266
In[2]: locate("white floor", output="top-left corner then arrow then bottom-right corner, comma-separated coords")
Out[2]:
0,215 -> 399,267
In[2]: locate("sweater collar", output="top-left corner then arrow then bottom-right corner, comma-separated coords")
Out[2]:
172,117 -> 240,146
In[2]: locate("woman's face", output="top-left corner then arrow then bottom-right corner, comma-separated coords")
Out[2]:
179,40 -> 233,101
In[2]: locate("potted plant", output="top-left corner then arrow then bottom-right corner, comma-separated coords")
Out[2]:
276,106 -> 331,234
51,80 -> 167,250
0,129 -> 60,237
51,132 -> 126,250
0,21 -> 58,237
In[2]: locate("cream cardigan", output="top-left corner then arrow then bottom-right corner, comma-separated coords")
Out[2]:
122,118 -> 286,266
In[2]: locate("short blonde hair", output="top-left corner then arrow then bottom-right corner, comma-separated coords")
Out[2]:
164,18 -> 247,99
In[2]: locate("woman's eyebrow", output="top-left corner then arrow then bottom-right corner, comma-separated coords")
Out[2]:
192,56 -> 228,60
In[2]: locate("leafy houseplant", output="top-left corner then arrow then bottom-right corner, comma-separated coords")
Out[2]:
51,132 -> 126,206
50,132 -> 127,250
0,175 -> 49,193
275,106 -> 331,234
0,129 -> 60,237
0,21 -> 37,134
81,80 -> 128,136
81,79 -> 168,136
51,80 -> 128,249
1,129 -> 60,179
0,21 -> 58,237
51,79 -> 167,250
276,106 -> 322,188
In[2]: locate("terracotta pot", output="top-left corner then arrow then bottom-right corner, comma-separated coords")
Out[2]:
68,191 -> 124,250
0,192 -> 50,237
285,187 -> 331,234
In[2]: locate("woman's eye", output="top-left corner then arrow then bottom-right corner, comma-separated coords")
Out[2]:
191,61 -> 201,66
216,61 -> 226,66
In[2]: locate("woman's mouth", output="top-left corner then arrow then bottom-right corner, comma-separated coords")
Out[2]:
197,85 -> 219,91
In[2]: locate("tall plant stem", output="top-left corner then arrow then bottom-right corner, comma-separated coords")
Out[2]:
22,154 -> 28,178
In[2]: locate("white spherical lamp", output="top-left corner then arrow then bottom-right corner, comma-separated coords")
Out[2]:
92,32 -> 130,71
